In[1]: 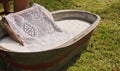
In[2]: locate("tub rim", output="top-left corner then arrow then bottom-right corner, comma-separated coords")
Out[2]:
0,10 -> 101,53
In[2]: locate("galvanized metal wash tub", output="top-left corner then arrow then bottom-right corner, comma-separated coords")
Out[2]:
0,10 -> 100,71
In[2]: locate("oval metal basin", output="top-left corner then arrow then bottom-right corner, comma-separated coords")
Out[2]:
0,10 -> 100,71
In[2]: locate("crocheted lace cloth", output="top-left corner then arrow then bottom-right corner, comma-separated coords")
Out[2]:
3,4 -> 71,52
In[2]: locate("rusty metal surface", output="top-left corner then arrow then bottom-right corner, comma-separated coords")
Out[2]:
0,10 -> 100,71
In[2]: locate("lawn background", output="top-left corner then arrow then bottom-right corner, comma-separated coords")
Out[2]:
0,0 -> 120,71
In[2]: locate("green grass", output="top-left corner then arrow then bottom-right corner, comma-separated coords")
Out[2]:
31,0 -> 120,71
0,0 -> 120,71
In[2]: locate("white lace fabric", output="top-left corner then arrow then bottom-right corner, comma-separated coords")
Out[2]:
3,4 -> 71,52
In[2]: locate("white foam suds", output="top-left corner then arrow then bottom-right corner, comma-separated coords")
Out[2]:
55,20 -> 91,36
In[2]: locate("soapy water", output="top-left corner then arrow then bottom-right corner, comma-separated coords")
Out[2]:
0,4 -> 90,52
0,19 -> 90,52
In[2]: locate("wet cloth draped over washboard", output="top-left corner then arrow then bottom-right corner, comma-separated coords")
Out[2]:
3,3 -> 72,52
